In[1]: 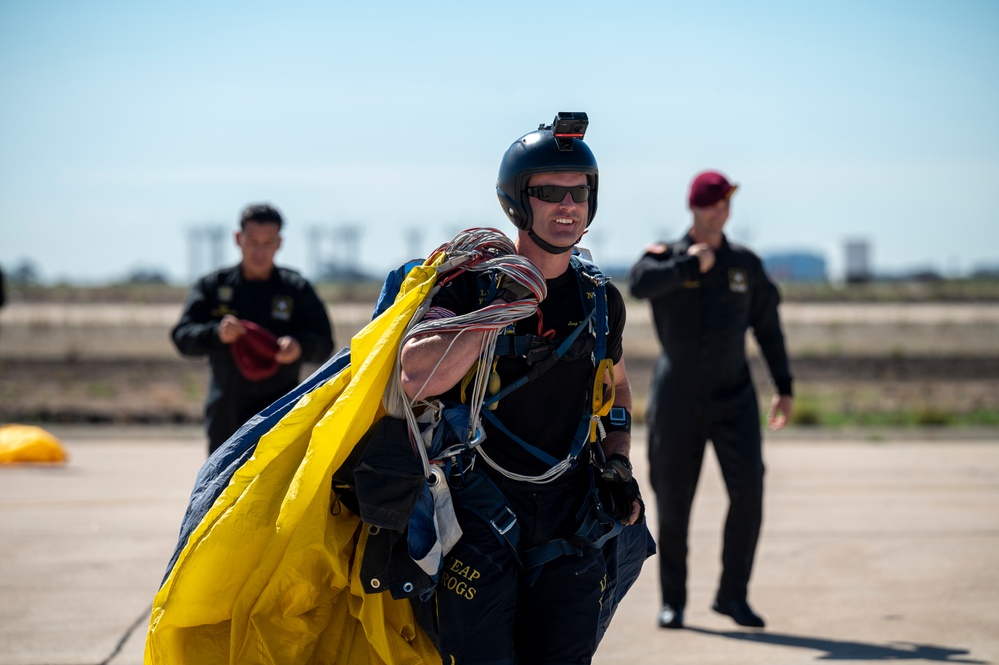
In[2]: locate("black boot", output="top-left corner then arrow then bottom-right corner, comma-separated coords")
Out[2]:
711,597 -> 765,628
657,603 -> 685,629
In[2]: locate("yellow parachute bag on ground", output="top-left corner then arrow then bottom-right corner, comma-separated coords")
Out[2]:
0,424 -> 68,464
145,261 -> 442,665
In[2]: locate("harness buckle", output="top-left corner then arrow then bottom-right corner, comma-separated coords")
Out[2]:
490,506 -> 518,535
525,344 -> 552,365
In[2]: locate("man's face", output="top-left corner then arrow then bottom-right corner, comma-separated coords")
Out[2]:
691,198 -> 730,236
526,172 -> 589,250
236,221 -> 282,279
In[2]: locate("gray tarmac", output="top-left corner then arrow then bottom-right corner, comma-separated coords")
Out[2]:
1,425 -> 997,665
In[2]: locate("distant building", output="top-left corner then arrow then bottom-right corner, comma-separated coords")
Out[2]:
762,251 -> 827,282
316,262 -> 373,283
845,240 -> 872,283
971,263 -> 999,280
187,224 -> 228,283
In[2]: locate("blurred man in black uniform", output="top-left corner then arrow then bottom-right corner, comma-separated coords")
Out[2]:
629,170 -> 793,629
172,203 -> 335,455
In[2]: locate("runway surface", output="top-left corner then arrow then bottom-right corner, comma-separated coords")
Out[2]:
1,425 -> 996,665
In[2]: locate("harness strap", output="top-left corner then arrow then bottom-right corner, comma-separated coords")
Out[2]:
480,407 -> 591,469
453,470 -> 522,565
521,485 -> 625,570
472,255 -> 613,477
482,309 -> 595,408
493,335 -> 535,359
522,539 -> 582,570
493,333 -> 593,365
581,257 -> 614,443
589,260 -> 608,360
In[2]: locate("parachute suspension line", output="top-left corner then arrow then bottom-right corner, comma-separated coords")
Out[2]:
396,327 -> 470,477
476,446 -> 576,484
424,227 -> 518,278
466,327 -> 499,445
387,227 -> 548,479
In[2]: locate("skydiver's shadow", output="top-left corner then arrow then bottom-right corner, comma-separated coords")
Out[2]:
684,627 -> 989,663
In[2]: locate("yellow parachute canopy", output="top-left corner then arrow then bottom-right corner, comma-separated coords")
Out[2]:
145,261 -> 443,665
0,424 -> 68,464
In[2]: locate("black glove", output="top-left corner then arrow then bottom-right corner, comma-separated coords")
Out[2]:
597,454 -> 645,524
493,274 -> 539,304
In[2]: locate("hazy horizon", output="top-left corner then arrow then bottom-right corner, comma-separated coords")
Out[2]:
2,1 -> 997,285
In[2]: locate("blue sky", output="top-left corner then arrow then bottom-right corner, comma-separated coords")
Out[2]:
1,0 -> 997,284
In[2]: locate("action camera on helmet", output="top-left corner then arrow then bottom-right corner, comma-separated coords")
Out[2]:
496,112 -> 599,247
549,111 -> 589,150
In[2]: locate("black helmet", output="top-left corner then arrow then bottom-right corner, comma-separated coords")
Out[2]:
496,113 -> 598,253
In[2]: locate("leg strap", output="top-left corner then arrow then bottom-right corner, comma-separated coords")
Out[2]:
451,469 -> 522,566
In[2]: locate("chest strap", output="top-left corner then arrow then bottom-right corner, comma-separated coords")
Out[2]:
477,256 -> 613,473
493,332 -> 594,364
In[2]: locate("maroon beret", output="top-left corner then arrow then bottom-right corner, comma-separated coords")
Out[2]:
689,170 -> 738,207
231,320 -> 280,381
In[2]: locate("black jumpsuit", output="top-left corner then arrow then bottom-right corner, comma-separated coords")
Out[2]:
628,234 -> 792,610
171,264 -> 335,453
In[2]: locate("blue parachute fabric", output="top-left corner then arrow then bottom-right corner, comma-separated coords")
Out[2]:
373,259 -> 424,319
430,403 -> 473,458
596,521 -> 657,645
406,483 -> 437,562
162,346 -> 352,582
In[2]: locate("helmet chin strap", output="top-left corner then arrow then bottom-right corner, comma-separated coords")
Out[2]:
527,228 -> 579,255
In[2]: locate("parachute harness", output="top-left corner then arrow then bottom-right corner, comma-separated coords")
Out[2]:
384,229 -> 546,478
386,228 -> 612,487
479,258 -> 613,484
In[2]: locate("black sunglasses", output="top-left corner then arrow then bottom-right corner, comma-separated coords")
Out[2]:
525,184 -> 590,203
